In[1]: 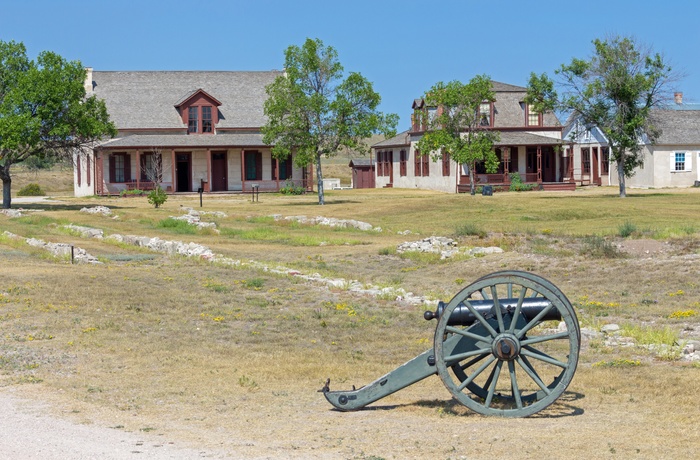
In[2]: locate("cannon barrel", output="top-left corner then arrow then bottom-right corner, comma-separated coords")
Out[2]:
424,297 -> 562,326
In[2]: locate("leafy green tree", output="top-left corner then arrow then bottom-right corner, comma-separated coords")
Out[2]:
416,75 -> 500,195
262,38 -> 398,205
0,40 -> 116,208
526,36 -> 673,197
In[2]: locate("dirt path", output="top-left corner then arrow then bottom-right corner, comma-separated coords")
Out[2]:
0,388 -> 222,460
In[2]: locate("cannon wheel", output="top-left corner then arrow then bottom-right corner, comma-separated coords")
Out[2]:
434,271 -> 580,417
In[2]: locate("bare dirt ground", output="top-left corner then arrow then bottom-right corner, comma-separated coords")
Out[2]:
2,242 -> 699,460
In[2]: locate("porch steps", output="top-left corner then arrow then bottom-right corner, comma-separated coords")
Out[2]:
541,182 -> 577,191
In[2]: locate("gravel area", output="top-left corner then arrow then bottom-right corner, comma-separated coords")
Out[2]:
0,389 -> 222,460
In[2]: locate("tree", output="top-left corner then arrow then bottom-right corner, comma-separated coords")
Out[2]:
416,75 -> 500,195
0,40 -> 116,208
262,38 -> 398,205
526,36 -> 673,197
143,148 -> 167,208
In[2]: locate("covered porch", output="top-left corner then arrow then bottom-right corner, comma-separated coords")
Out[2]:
458,132 -> 575,192
92,134 -> 311,196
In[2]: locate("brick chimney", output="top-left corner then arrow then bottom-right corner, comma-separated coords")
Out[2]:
84,67 -> 93,93
674,92 -> 683,104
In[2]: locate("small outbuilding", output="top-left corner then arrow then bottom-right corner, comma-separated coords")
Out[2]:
349,158 -> 375,189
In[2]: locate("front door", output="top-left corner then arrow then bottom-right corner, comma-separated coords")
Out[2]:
211,151 -> 228,191
176,153 -> 191,192
542,146 -> 556,182
592,147 -> 601,185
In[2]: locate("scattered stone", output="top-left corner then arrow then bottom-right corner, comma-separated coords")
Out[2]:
397,237 -> 458,259
0,208 -> 44,218
172,209 -> 218,231
14,234 -> 101,264
180,207 -> 227,218
682,340 -> 700,362
580,327 -> 602,340
467,247 -> 504,256
397,230 -> 413,235
106,234 -> 216,260
396,236 -> 503,260
64,225 -> 104,239
601,323 -> 621,334
80,206 -> 112,216
274,215 -> 381,232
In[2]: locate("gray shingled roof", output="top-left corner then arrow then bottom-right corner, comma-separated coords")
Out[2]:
99,132 -> 267,149
495,132 -> 563,146
650,110 -> 700,145
372,130 -> 410,148
349,158 -> 373,167
91,71 -> 282,130
491,81 -> 527,92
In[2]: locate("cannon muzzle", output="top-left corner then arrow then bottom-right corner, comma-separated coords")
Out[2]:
424,297 -> 562,326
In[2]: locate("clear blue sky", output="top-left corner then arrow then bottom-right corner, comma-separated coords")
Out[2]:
2,0 -> 698,129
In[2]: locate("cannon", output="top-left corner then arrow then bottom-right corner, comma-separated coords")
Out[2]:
322,271 -> 580,418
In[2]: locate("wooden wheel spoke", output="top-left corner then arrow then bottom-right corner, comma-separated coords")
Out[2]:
517,302 -> 555,339
484,361 -> 503,407
508,287 -> 527,334
490,285 -> 505,332
445,347 -> 491,365
464,300 -> 499,338
520,331 -> 570,346
446,326 -> 493,344
482,359 -> 499,390
508,361 -> 523,409
521,345 -> 568,369
458,352 -> 489,371
458,355 -> 496,391
516,356 -> 551,395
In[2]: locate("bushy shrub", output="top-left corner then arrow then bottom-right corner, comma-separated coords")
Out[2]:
509,173 -> 536,192
17,183 -> 45,196
279,180 -> 305,195
148,187 -> 168,208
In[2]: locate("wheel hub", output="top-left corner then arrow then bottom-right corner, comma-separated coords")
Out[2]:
492,334 -> 520,361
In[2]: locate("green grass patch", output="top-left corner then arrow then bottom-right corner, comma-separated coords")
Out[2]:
220,225 -> 363,246
620,324 -> 679,346
454,223 -> 486,238
156,218 -> 197,234
592,358 -> 642,368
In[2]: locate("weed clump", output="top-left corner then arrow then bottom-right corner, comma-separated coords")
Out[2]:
580,236 -> 624,258
618,221 -> 637,237
17,183 -> 45,196
454,223 -> 486,238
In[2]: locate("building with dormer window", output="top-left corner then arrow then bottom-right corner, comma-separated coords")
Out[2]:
73,69 -> 310,196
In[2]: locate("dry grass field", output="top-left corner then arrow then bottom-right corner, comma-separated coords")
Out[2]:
1,170 -> 700,459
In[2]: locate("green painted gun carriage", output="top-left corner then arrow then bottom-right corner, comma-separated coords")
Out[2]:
322,271 -> 580,418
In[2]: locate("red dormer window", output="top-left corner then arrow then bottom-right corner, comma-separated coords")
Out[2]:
176,89 -> 221,134
479,102 -> 493,127
526,104 -> 542,127
188,107 -> 198,133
